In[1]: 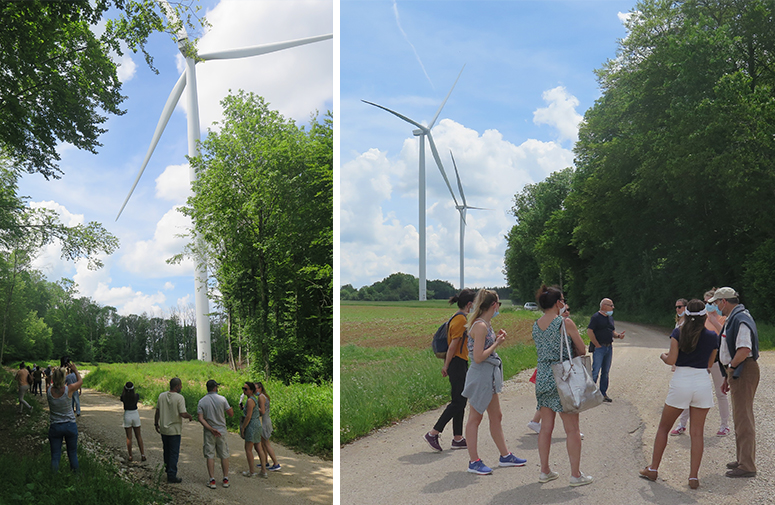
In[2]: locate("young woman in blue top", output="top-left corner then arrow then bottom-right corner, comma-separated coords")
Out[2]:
640,299 -> 718,489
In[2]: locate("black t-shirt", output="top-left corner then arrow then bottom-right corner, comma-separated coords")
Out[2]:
121,391 -> 139,411
587,312 -> 615,346
670,327 -> 719,368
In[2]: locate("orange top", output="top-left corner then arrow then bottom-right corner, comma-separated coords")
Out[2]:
448,313 -> 469,361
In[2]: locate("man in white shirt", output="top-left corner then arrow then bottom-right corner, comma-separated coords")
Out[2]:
710,287 -> 759,478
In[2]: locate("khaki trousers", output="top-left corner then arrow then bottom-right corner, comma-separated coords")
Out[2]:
729,358 -> 759,473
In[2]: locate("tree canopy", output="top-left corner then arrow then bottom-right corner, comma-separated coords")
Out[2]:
504,0 -> 775,321
0,0 -> 204,178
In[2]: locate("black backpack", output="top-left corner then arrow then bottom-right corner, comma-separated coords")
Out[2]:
432,311 -> 467,359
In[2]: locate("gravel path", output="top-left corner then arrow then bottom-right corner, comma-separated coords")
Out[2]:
340,321 -> 774,504
73,387 -> 333,505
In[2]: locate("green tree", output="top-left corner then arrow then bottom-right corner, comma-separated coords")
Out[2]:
0,0 -> 205,178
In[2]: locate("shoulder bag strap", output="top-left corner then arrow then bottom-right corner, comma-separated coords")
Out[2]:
559,317 -> 572,362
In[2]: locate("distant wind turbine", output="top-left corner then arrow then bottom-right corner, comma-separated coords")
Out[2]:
362,65 -> 464,301
449,151 -> 487,290
116,1 -> 332,361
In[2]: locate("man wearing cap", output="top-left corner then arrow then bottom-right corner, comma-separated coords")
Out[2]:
710,287 -> 760,478
587,298 -> 626,402
198,380 -> 234,489
155,377 -> 193,483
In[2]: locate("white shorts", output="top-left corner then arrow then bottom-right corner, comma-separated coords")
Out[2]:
123,409 -> 141,428
665,366 -> 714,409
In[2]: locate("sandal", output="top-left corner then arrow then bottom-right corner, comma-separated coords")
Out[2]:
689,478 -> 699,489
141,455 -> 147,462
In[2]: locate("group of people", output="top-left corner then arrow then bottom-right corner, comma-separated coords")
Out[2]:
424,285 -> 760,490
152,377 -> 279,488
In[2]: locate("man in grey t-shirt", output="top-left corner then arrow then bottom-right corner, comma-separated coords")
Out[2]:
197,379 -> 234,489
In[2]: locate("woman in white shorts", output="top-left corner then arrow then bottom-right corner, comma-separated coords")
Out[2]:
639,299 -> 717,490
120,382 -> 146,462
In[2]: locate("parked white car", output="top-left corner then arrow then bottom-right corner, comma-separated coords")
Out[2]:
523,302 -> 538,311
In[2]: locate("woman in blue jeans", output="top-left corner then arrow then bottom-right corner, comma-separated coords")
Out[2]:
47,362 -> 82,472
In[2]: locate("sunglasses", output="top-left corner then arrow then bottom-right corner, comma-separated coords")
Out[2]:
241,387 -> 248,391
675,305 -> 685,309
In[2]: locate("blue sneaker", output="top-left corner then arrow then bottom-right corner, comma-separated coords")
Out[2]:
499,452 -> 527,467
268,464 -> 281,471
467,459 -> 493,475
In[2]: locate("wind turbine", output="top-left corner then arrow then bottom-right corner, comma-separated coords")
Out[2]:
362,65 -> 464,301
115,1 -> 332,361
449,151 -> 487,290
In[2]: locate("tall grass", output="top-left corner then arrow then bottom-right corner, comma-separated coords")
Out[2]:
340,343 -> 536,445
83,361 -> 332,459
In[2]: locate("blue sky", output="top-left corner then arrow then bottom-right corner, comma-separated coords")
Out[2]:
17,0 -> 333,316
340,0 -> 636,291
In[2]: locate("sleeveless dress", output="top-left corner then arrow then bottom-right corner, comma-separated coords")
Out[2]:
260,395 -> 274,439
461,319 -> 503,414
242,396 -> 262,443
532,316 -> 571,412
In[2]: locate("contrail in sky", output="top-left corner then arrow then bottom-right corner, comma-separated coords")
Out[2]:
392,1 -> 434,89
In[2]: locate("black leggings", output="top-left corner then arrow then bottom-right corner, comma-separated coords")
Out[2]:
433,357 -> 468,436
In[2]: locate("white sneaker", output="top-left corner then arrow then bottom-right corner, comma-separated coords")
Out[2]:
569,472 -> 594,487
539,470 -> 559,483
527,421 -> 541,434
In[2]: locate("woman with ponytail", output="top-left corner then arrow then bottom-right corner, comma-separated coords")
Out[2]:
532,285 -> 591,487
461,289 -> 526,475
640,299 -> 718,489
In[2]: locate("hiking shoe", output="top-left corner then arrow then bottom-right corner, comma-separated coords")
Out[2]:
726,461 -> 740,469
498,452 -> 527,467
569,472 -> 594,487
423,432 -> 442,452
670,425 -> 686,436
208,478 -> 217,489
603,396 -> 613,403
467,459 -> 493,475
268,464 -> 281,471
222,477 -> 229,488
450,438 -> 467,450
726,468 -> 756,478
717,426 -> 731,437
527,421 -> 541,434
242,471 -> 258,477
539,471 -> 559,483
259,472 -> 268,479
167,476 -> 182,483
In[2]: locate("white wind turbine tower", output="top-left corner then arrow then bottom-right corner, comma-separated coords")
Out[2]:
115,1 -> 332,361
449,151 -> 487,290
362,65 -> 464,301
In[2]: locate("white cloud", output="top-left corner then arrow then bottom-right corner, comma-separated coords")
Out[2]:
617,11 -> 633,23
177,294 -> 191,306
28,201 -> 84,281
341,107 -> 578,289
155,164 -> 192,203
532,86 -> 583,144
120,206 -> 194,277
116,54 -> 137,82
164,282 -> 175,290
176,0 -> 333,131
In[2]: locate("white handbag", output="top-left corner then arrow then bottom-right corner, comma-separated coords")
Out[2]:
550,319 -> 604,413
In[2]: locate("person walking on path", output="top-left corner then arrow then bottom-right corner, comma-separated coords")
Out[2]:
120,381 -> 146,462
639,299 -> 717,490
32,366 -> 43,396
671,289 -> 731,437
461,289 -> 527,475
65,366 -> 81,416
587,298 -> 625,402
14,362 -> 33,414
257,382 -> 280,471
532,285 -> 592,487
424,288 -> 476,452
240,382 -> 268,478
709,287 -> 760,478
47,362 -> 82,472
197,379 -> 234,489
155,377 -> 193,483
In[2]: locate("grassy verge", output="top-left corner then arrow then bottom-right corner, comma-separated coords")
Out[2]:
0,368 -> 169,505
82,361 -> 332,459
340,343 -> 537,445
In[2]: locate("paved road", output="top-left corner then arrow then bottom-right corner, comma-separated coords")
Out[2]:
341,321 -> 775,504
73,387 -> 333,505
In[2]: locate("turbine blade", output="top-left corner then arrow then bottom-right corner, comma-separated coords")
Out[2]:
450,151 -> 467,208
116,71 -> 187,221
362,100 -> 425,130
466,206 -> 490,210
199,34 -> 332,61
429,64 -> 465,128
426,131 -> 458,207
